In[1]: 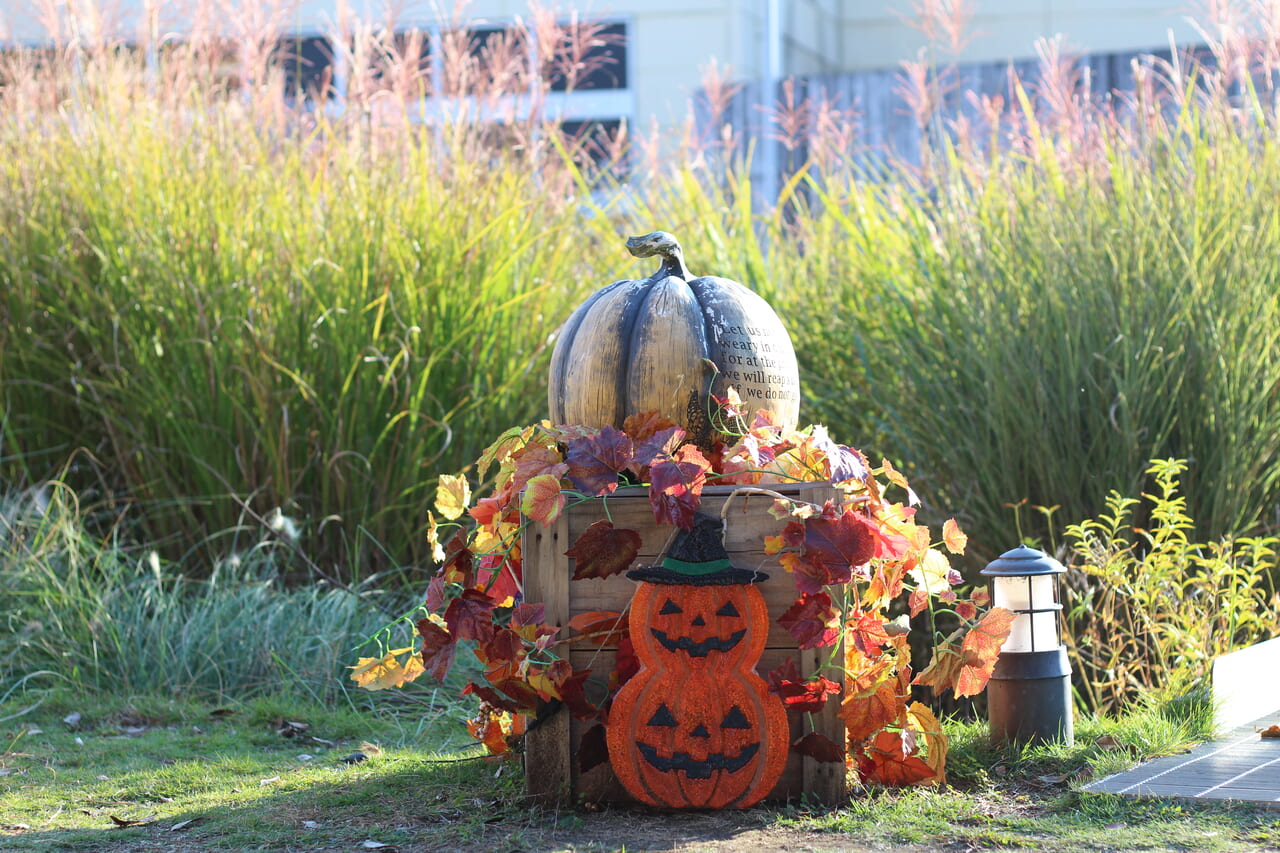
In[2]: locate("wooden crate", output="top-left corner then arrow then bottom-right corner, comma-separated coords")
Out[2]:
522,482 -> 848,806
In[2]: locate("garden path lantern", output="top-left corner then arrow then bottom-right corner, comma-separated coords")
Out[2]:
980,545 -> 1074,746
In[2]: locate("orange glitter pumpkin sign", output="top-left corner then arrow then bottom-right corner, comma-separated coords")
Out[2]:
606,515 -> 789,809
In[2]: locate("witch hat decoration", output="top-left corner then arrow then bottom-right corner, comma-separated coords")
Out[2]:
626,513 -> 768,585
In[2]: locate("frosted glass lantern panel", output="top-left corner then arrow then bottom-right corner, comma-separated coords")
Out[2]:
992,575 -> 1060,653
1002,610 -> 1060,653
991,575 -> 1056,611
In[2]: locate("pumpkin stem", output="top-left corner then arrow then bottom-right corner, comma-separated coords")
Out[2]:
625,231 -> 692,280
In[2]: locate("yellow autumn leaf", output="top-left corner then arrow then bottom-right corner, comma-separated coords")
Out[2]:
906,701 -> 948,784
909,548 -> 955,594
435,474 -> 471,521
348,647 -> 426,691
942,518 -> 968,554
425,512 -> 446,563
763,534 -> 786,555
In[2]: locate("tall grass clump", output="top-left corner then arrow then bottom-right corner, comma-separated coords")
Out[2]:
8,0 -> 1280,584
777,14 -> 1280,559
0,3 -> 632,579
0,484 -> 430,700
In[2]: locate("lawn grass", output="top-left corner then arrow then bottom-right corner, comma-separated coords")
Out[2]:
4,692 -> 1279,853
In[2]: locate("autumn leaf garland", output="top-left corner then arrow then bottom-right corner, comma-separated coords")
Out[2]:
351,405 -> 1012,783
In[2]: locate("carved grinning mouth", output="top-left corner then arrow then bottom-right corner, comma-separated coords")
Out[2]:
637,742 -> 760,780
649,628 -> 747,657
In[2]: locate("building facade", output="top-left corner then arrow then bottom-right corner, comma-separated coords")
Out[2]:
2,1 -> 1206,131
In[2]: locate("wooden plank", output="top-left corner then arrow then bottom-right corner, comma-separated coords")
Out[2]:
521,510 -> 572,806
802,645 -> 848,805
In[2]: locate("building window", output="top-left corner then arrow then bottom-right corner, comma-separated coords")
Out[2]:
560,118 -> 627,176
548,21 -> 626,92
276,35 -> 334,101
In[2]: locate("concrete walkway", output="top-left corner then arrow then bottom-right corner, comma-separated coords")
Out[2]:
1084,711 -> 1280,807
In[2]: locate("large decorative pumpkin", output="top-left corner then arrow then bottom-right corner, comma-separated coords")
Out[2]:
548,232 -> 801,433
607,515 -> 789,809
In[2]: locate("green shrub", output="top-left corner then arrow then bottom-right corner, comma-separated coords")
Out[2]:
1061,458 -> 1280,714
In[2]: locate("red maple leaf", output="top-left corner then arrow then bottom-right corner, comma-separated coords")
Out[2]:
444,591 -> 495,646
460,680 -> 521,712
611,636 -> 640,692
632,426 -> 686,472
437,529 -> 475,588
792,731 -> 846,763
856,730 -> 937,787
777,591 -> 841,649
954,607 -> 1015,697
766,659 -> 843,714
476,553 -> 521,605
549,660 -> 598,719
476,626 -> 525,666
511,445 -> 569,496
417,618 -> 456,682
566,426 -> 634,496
648,443 -> 711,530
566,520 -> 642,580
482,660 -> 545,713
424,573 -> 447,613
804,508 -> 877,575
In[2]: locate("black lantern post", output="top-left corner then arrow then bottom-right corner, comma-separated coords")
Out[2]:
981,545 -> 1074,746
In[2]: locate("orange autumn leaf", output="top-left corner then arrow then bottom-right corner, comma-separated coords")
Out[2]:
879,458 -> 919,505
856,730 -> 937,787
842,681 -> 907,743
942,518 -> 968,554
348,647 -> 426,691
521,473 -> 566,525
913,634 -> 965,695
955,607 -> 1016,697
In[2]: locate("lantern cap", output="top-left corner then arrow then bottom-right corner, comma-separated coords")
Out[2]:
980,544 -> 1066,577
627,514 -> 768,585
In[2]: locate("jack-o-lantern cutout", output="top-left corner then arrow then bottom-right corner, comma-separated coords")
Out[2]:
607,515 -> 788,809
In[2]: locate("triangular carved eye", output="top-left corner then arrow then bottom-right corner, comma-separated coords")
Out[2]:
722,706 -> 751,729
691,615 -> 706,626
648,704 -> 678,727
715,600 -> 740,618
690,724 -> 710,739
659,599 -> 682,615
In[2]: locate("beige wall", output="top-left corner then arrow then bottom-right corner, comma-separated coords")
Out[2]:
838,0 -> 1202,71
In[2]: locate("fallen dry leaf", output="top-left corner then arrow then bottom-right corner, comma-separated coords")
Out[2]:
109,815 -> 156,828
169,818 -> 200,832
1261,724 -> 1280,739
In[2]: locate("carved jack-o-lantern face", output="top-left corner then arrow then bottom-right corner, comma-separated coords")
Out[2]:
630,583 -> 765,669
607,581 -> 789,809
